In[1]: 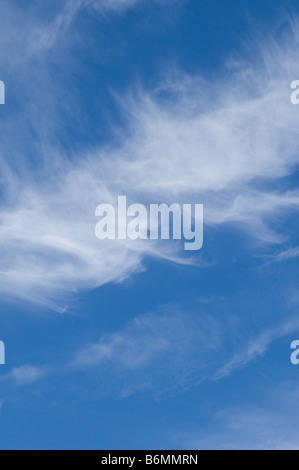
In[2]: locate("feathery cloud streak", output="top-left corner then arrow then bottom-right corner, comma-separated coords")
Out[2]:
1,6 -> 299,305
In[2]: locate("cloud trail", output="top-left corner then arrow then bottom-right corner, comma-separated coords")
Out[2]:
1,5 -> 299,305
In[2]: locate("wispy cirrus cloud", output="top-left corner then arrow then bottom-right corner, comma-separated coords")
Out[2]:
213,316 -> 299,380
32,0 -> 139,52
0,305 -> 221,396
267,246 -> 299,261
1,5 -> 299,306
3,300 -> 298,397
0,365 -> 46,387
9,365 -> 46,386
72,307 -> 222,395
184,385 -> 299,450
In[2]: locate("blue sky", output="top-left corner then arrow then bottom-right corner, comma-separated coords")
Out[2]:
0,0 -> 299,450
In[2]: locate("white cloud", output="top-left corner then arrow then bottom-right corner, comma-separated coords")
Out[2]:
1,9 -> 299,305
268,247 -> 299,261
34,0 -> 87,51
32,0 -> 139,52
9,366 -> 45,386
73,307 -> 222,395
94,0 -> 138,12
213,316 -> 299,380
69,304 -> 299,396
185,386 -> 299,450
